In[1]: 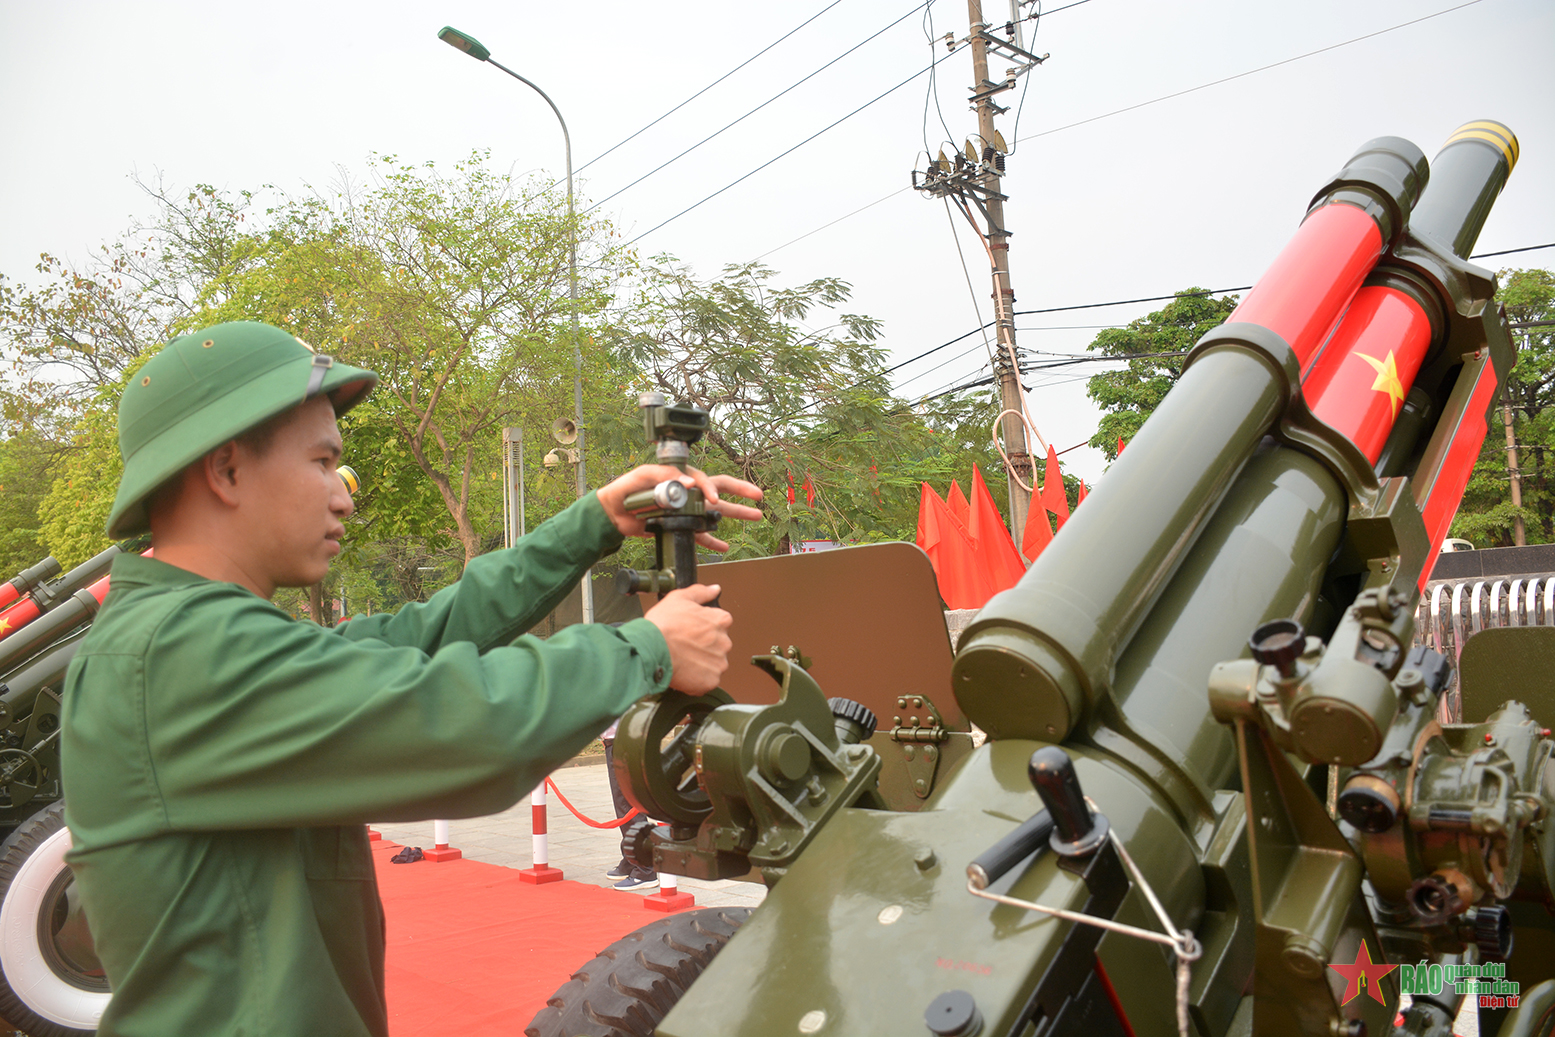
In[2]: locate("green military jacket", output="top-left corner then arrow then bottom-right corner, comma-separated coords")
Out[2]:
62,494 -> 671,1037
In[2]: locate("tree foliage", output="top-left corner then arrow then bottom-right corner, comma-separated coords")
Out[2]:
1083,288 -> 1240,459
3,161 -> 1008,608
609,260 -> 1006,555
1451,268 -> 1555,546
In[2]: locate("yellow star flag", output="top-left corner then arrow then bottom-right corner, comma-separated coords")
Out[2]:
1357,350 -> 1406,417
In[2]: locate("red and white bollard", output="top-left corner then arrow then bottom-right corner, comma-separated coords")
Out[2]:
643,869 -> 694,912
423,819 -> 463,862
518,783 -> 563,884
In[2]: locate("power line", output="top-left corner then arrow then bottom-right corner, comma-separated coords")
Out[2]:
1013,0 -> 1487,146
751,0 -> 1494,263
625,46 -> 958,246
1475,242 -> 1555,260
574,2 -> 844,178
590,2 -> 931,215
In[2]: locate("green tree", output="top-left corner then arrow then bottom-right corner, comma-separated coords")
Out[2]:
1451,268 -> 1555,546
610,259 -> 1005,555
1083,288 -> 1240,459
0,420 -> 59,576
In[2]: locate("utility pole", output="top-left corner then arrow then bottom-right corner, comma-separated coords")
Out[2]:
915,0 -> 1047,542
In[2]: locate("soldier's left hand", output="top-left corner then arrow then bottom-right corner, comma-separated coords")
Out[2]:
597,465 -> 764,553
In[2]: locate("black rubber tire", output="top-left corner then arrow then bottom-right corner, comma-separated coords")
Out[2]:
525,906 -> 751,1037
0,801 -> 107,1037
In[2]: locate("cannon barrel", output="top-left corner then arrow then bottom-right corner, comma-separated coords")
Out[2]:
0,578 -> 109,676
0,557 -> 61,612
949,137 -> 1427,744
0,631 -> 85,727
0,544 -> 120,646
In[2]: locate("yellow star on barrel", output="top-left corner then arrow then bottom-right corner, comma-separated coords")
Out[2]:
1357,350 -> 1406,417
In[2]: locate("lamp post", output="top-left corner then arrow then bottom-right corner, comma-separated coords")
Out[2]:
438,25 -> 592,623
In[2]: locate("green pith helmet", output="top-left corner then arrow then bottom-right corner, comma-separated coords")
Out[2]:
106,321 -> 379,538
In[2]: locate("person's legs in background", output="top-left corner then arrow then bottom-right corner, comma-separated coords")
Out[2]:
603,732 -> 657,888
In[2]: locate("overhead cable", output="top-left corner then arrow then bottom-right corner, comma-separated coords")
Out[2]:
574,1 -> 843,178
754,0 -> 1492,262
592,1 -> 932,215
625,46 -> 958,245
1011,0 -> 1487,145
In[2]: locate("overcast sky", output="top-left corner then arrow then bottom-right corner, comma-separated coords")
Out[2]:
2,0 -> 1550,483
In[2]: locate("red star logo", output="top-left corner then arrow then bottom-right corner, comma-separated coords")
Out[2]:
1328,941 -> 1398,1005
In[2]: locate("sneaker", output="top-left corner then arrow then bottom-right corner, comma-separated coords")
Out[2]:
605,861 -> 633,879
613,869 -> 659,891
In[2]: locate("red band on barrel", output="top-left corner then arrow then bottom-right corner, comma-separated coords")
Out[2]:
1304,286 -> 1434,461
0,583 -> 18,610
1230,204 -> 1384,367
0,597 -> 41,642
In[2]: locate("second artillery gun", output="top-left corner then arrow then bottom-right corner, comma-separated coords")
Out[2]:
528,120 -> 1554,1037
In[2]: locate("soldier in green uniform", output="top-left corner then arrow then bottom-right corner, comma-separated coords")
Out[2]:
60,321 -> 763,1037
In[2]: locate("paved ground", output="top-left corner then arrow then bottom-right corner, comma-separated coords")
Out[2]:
372,757 -> 767,912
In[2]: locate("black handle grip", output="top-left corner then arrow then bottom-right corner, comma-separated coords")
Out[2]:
967,810 -> 1054,889
1028,746 -> 1109,857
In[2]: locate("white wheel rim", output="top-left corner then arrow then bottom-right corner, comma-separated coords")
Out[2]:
0,824 -> 111,1029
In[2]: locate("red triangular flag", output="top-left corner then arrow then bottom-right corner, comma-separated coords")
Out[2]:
1077,480 -> 1088,506
1117,434 -> 1126,455
1022,498 -> 1054,563
1041,445 -> 1070,530
915,483 -> 985,608
786,473 -> 796,505
803,474 -> 815,508
968,465 -> 1027,590
947,480 -> 970,526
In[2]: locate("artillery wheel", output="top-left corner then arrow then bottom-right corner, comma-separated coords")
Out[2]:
0,801 -> 109,1037
525,906 -> 750,1037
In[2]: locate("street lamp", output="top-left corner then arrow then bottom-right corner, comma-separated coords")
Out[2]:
438,25 -> 592,623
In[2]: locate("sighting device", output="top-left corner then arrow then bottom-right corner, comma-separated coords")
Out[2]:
615,392 -> 720,598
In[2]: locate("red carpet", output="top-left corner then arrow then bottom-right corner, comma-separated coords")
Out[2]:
374,839 -> 662,1035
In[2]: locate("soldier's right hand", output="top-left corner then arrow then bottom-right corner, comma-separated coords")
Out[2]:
643,584 -> 733,694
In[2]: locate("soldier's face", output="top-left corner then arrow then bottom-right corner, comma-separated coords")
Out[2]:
234,397 -> 354,590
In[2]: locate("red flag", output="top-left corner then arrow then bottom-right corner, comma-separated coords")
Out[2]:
947,480 -> 970,526
786,472 -> 796,505
1041,445 -> 1070,529
915,483 -> 988,608
1022,499 -> 1054,563
803,474 -> 815,507
1117,434 -> 1126,455
968,464 -> 1027,591
1077,480 -> 1088,506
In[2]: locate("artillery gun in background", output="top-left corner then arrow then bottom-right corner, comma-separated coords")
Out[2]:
0,543 -> 131,1034
529,121 -> 1555,1037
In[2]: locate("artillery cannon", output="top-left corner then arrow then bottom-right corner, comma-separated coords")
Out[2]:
529,121 -> 1555,1037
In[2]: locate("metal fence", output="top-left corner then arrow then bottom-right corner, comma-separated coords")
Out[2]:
1416,573 -> 1555,661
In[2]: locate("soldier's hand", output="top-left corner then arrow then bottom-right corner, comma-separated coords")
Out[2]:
597,465 -> 763,552
643,584 -> 734,694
